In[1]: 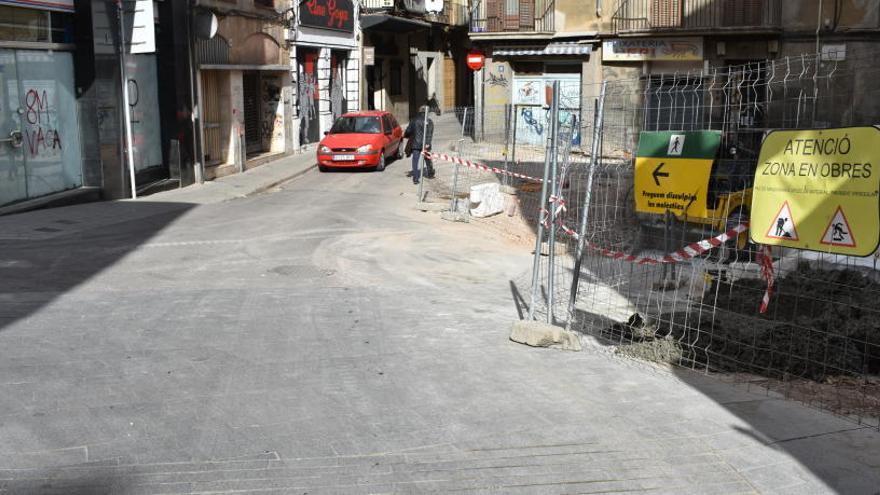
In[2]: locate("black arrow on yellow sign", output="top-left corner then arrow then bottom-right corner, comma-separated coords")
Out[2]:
652,162 -> 669,186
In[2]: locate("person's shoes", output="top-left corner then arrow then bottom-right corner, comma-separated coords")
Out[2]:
412,178 -> 420,185
405,171 -> 413,177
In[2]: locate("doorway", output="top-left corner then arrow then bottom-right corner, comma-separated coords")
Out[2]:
243,71 -> 262,155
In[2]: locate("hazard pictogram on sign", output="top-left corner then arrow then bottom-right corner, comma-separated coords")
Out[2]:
820,206 -> 857,248
766,201 -> 799,241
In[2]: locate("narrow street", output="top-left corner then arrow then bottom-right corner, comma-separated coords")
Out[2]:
0,161 -> 878,494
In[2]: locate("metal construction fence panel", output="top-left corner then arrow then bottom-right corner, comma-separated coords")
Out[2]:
424,49 -> 880,429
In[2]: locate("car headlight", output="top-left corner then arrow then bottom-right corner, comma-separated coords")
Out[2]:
357,144 -> 374,153
319,145 -> 331,154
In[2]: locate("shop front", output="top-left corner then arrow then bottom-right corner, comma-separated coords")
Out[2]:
0,1 -> 86,207
291,0 -> 360,148
195,10 -> 292,179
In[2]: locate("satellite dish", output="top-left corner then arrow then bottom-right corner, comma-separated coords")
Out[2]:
194,12 -> 219,40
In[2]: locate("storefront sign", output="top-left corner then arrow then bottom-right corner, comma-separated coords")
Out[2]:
634,131 -> 721,217
300,0 -> 355,33
750,127 -> 880,256
602,38 -> 703,62
0,0 -> 73,12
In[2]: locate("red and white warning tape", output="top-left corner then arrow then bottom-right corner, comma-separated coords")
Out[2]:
581,223 -> 750,265
758,245 -> 775,314
423,151 -> 544,183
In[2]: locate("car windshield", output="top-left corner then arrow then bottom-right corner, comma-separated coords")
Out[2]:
330,116 -> 381,134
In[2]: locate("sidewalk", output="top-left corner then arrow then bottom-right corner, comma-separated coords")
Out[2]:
0,152 -> 316,241
147,150 -> 316,204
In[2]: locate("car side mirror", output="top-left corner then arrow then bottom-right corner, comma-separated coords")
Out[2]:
323,131 -> 330,136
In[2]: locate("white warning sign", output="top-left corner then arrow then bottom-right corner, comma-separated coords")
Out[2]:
820,206 -> 856,248
766,201 -> 799,240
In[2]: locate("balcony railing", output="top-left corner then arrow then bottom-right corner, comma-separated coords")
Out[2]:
612,0 -> 780,33
470,0 -> 555,34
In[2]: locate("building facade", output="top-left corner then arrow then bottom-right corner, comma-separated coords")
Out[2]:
288,0 -> 360,149
192,0 -> 294,180
468,0 -> 603,144
360,0 -> 472,123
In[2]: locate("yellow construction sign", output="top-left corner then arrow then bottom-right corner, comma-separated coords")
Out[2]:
750,126 -> 880,256
634,131 -> 720,217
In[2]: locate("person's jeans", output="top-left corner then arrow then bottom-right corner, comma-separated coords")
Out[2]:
411,152 -> 421,182
412,146 -> 434,180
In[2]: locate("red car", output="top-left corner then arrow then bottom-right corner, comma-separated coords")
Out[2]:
317,111 -> 404,172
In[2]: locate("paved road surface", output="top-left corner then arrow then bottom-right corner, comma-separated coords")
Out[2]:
0,159 -> 878,494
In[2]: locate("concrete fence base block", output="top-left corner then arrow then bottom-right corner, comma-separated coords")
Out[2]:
414,202 -> 448,212
441,210 -> 469,222
510,320 -> 582,351
499,184 -> 518,195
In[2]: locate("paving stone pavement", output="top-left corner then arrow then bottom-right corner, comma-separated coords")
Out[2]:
0,157 -> 878,494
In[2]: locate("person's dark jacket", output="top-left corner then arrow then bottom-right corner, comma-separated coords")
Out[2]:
404,112 -> 434,150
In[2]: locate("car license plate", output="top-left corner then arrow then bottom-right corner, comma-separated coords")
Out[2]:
332,154 -> 355,161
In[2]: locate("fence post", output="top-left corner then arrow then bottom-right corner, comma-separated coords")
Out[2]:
416,105 -> 430,203
450,138 -> 464,214
528,81 -> 561,322
502,103 -> 514,186
566,81 -> 607,327
545,84 -> 563,324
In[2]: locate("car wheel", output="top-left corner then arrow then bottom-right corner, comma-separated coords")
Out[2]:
395,142 -> 404,161
375,154 -> 386,172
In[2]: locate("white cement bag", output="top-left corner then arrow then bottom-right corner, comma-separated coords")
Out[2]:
469,182 -> 505,218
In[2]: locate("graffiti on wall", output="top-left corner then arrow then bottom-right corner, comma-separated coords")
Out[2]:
22,84 -> 63,160
262,79 -> 284,150
485,63 -> 511,107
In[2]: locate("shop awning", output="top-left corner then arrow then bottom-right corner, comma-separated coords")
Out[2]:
493,43 -> 593,57
360,14 -> 431,32
200,64 -> 290,71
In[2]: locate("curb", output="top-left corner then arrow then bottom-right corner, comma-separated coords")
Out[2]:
246,163 -> 318,197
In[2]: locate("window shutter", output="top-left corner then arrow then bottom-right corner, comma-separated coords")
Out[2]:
519,0 -> 535,30
486,0 -> 502,31
650,0 -> 681,28
724,0 -> 763,26
504,0 -> 519,30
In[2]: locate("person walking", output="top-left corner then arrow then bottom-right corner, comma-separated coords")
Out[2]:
404,109 -> 435,185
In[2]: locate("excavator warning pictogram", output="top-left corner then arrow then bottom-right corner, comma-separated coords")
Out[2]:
765,201 -> 799,241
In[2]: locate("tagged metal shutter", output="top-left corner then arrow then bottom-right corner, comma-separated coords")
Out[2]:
723,0 -> 763,26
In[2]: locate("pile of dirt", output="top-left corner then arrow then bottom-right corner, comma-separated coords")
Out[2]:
604,262 -> 880,419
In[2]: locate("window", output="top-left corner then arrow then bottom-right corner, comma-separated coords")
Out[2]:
330,116 -> 382,134
382,115 -> 393,135
389,63 -> 402,96
0,6 -> 73,43
253,0 -> 274,8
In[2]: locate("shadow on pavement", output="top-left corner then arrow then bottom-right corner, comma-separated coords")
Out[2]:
0,201 -> 195,334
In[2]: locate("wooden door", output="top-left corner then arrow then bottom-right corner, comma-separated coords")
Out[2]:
443,57 -> 456,111
200,71 -> 223,165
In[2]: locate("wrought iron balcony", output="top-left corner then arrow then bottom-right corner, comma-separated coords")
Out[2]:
612,0 -> 781,34
470,0 -> 555,34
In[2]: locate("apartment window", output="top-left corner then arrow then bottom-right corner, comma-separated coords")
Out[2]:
254,0 -> 274,8
0,6 -> 74,43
